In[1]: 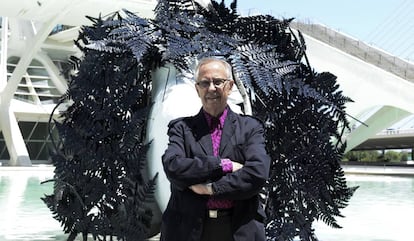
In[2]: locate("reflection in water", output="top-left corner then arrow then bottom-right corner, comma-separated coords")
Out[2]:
0,170 -> 413,241
0,169 -> 64,241
313,174 -> 414,241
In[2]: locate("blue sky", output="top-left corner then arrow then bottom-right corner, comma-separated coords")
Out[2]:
231,0 -> 414,62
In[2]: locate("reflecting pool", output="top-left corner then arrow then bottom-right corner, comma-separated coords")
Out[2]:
0,168 -> 63,241
0,168 -> 413,241
313,174 -> 414,241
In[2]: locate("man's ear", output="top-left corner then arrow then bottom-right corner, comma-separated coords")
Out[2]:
226,80 -> 234,93
195,84 -> 201,97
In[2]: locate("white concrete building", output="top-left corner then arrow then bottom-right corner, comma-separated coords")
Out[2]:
0,0 -> 157,166
1,0 -> 414,166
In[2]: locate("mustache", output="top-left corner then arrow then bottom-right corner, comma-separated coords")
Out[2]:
206,94 -> 219,98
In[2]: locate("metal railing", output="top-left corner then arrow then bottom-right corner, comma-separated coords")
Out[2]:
290,21 -> 414,82
377,128 -> 414,136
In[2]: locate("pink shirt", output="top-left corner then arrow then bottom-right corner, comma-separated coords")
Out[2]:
203,108 -> 234,209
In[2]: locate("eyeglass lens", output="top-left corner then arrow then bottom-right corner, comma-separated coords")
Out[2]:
197,78 -> 227,88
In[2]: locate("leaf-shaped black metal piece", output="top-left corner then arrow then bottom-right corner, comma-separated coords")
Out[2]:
42,13 -> 157,241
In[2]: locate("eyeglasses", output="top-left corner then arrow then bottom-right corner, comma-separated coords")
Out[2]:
196,78 -> 229,89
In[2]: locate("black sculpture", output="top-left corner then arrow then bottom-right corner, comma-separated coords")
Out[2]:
41,15 -> 157,241
43,0 -> 357,240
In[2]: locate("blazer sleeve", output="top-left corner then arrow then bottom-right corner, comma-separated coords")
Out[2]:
212,117 -> 270,200
162,119 -> 225,190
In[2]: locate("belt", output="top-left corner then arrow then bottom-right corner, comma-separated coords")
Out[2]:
207,209 -> 233,218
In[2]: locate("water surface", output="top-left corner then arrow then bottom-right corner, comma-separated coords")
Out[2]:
314,174 -> 414,241
1,169 -> 413,241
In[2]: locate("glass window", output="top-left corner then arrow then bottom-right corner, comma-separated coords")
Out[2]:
18,121 -> 56,163
0,131 -> 10,161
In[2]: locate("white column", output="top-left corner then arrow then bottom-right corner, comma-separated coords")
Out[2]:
36,51 -> 68,93
0,0 -> 82,166
0,18 -> 61,166
1,18 -> 61,103
0,107 -> 31,166
0,17 -> 8,91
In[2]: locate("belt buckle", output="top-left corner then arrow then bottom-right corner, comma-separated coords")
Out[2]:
208,210 -> 218,218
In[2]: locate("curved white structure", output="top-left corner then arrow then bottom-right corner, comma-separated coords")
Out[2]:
146,65 -> 201,212
0,0 -> 413,163
0,0 -> 158,166
301,32 -> 414,151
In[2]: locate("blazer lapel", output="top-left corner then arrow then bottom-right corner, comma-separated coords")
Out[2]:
192,110 -> 214,155
219,109 -> 236,156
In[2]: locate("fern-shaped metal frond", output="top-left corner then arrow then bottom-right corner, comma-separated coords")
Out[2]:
44,11 -> 156,240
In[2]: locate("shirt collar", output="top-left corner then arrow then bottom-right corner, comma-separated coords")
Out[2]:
203,107 -> 228,129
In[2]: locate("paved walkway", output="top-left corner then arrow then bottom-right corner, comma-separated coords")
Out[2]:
2,163 -> 414,176
2,163 -> 414,178
342,164 -> 414,176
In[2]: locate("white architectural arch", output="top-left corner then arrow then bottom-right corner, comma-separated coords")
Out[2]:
0,0 -> 157,166
300,31 -> 414,152
1,0 -> 413,169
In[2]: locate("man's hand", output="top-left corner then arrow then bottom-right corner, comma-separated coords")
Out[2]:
189,183 -> 213,195
189,161 -> 243,195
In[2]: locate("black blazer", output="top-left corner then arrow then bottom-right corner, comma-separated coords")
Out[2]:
161,107 -> 270,241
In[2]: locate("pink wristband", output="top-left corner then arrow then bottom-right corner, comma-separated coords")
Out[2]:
221,158 -> 233,173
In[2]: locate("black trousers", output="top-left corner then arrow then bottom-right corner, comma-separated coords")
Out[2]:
201,215 -> 234,241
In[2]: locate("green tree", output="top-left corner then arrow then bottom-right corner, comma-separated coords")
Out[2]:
384,150 -> 399,162
400,151 -> 408,162
360,150 -> 380,162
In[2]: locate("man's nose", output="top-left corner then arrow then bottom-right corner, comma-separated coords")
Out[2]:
207,82 -> 217,91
